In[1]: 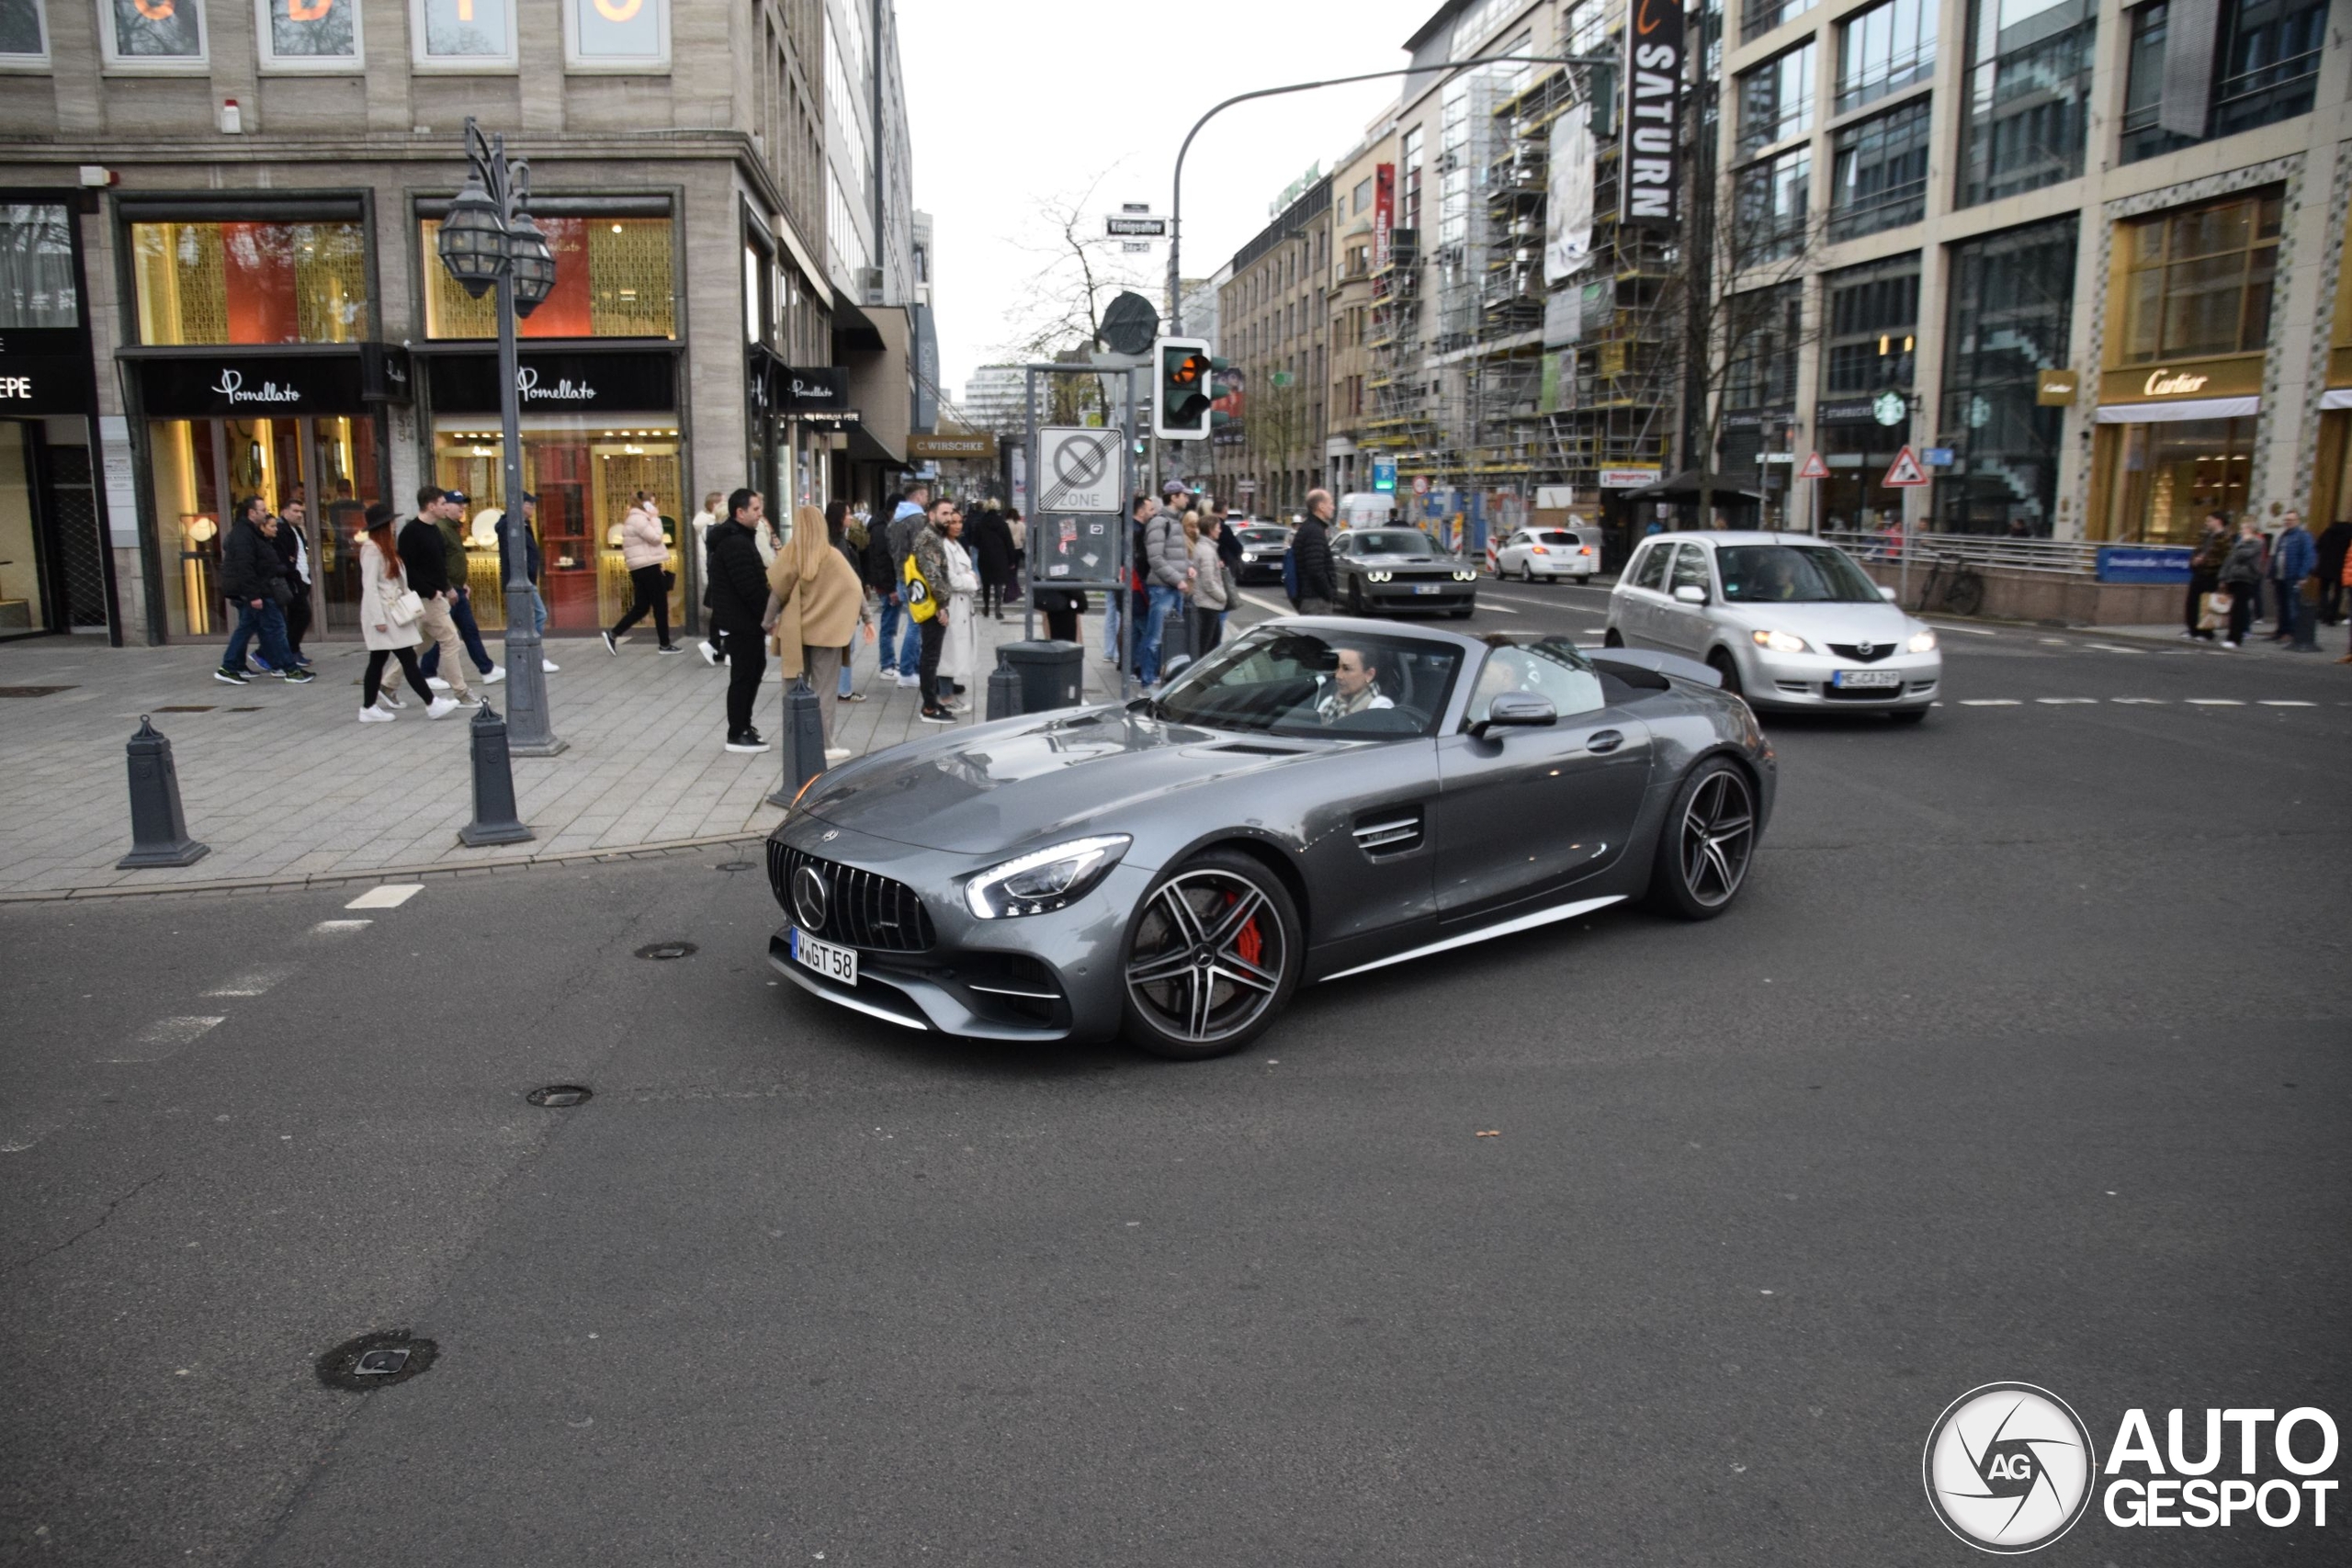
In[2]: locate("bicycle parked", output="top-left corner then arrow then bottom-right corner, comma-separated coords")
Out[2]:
1915,551 -> 1985,617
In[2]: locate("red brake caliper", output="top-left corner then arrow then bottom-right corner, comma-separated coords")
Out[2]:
1227,890 -> 1263,967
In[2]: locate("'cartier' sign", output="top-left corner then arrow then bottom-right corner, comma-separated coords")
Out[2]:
1618,0 -> 1685,227
2143,368 -> 2210,396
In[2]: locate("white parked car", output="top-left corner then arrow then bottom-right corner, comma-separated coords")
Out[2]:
1605,532 -> 1941,721
1496,525 -> 1601,582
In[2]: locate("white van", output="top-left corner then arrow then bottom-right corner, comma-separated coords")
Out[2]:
1339,492 -> 1396,532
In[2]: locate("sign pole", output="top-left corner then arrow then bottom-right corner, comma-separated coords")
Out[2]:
1023,367 -> 1038,643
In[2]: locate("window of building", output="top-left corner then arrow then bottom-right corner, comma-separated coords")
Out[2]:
1822,254 -> 1919,394
1742,0 -> 1815,43
827,168 -> 869,284
1734,146 -> 1811,262
1938,216 -> 2076,535
1565,0 -> 1611,55
0,0 -> 50,64
1829,97 -> 1931,240
130,219 -> 367,344
0,203 -> 76,327
255,0 -> 359,70
1956,0 -> 2094,207
2120,0 -> 2324,164
1400,125 -> 1424,232
99,0 -> 204,67
1351,176 -> 1372,215
1738,40 -> 1817,157
2115,190 -> 2281,364
565,0 -> 667,69
1837,0 -> 1933,112
411,0 -> 514,69
1724,282 -> 1804,410
420,214 -> 676,339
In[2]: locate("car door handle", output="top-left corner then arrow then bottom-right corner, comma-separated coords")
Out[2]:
1587,729 -> 1624,754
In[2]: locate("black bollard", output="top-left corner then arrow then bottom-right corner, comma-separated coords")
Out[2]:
985,658 -> 1022,721
458,702 -> 535,846
116,716 -> 209,869
766,678 -> 827,807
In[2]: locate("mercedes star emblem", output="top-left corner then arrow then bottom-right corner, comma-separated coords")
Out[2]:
793,864 -> 831,931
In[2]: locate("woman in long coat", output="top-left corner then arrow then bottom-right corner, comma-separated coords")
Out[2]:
969,503 -> 1016,620
356,502 -> 458,722
766,503 -> 868,754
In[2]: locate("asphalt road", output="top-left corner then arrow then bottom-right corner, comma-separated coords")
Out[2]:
4,598 -> 2347,1566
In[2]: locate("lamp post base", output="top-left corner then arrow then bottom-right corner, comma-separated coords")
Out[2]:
499,581 -> 567,755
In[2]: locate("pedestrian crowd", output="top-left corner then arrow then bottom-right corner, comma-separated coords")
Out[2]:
2184,508 -> 2349,658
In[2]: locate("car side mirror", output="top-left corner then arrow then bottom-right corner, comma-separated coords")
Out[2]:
1673,584 -> 1709,605
1469,691 -> 1556,739
1878,584 -> 1898,602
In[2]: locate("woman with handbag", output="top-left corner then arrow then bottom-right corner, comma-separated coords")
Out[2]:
1188,511 -> 1228,656
356,502 -> 459,723
2217,518 -> 2266,650
764,502 -> 869,759
939,506 -> 983,696
604,495 -> 681,654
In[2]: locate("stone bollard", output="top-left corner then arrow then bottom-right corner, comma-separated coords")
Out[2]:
766,678 -> 827,808
457,702 -> 535,847
985,659 -> 1022,721
116,716 -> 209,869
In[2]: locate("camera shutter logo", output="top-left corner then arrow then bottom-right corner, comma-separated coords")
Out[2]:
1924,1382 -> 2097,1553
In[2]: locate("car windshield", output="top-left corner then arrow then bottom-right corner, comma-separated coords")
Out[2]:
1717,545 -> 1883,604
1351,530 -> 1434,558
1152,626 -> 1464,739
1239,528 -> 1287,545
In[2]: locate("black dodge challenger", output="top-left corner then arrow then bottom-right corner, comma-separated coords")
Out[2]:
769,619 -> 1772,1059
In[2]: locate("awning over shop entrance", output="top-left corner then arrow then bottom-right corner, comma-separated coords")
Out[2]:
2094,396 -> 2260,423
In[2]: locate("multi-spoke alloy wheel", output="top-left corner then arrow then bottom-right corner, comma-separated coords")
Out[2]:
1122,852 -> 1299,1059
1647,761 -> 1757,920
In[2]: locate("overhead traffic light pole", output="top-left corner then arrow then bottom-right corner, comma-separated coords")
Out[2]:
1162,55 -> 1615,336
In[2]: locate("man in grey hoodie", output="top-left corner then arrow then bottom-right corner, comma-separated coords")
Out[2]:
1137,480 -> 1195,686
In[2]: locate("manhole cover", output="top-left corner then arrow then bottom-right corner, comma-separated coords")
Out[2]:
634,942 -> 697,961
526,1084 -> 594,1108
0,686 -> 73,698
316,1330 -> 437,1392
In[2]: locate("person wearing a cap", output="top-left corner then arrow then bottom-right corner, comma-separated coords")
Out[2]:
1137,480 -> 1195,687
396,486 -> 477,707
415,487 -> 505,691
496,491 -> 559,672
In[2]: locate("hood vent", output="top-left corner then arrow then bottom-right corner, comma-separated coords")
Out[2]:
1208,741 -> 1306,757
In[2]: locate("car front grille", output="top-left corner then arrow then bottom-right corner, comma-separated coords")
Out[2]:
770,841 -> 936,952
1826,643 -> 1895,663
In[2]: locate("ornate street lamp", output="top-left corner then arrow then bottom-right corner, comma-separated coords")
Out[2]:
437,118 -> 563,754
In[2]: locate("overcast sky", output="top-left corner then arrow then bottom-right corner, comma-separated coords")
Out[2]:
899,0 -> 1439,404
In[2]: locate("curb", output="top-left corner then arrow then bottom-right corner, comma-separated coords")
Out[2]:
0,830 -> 768,906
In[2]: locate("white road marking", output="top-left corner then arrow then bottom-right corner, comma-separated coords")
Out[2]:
1583,627 -> 1609,636
2111,697 -> 2166,705
1959,699 -> 2020,706
1236,592 -> 1291,617
2185,698 -> 2245,706
1476,601 -> 1521,614
99,1016 -> 225,1064
2038,637 -> 2070,646
203,966 -> 292,998
310,919 -> 373,934
2258,700 -> 2317,707
345,884 -> 423,909
1933,623 -> 1999,637
2037,697 -> 2098,705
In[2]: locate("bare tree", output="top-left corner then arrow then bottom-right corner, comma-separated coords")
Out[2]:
995,165 -> 1158,430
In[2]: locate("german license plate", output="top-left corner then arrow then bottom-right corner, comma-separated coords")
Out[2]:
1413,583 -> 1442,595
791,927 -> 857,985
1834,669 -> 1902,689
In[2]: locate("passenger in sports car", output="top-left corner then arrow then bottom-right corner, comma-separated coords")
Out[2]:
1317,645 -> 1395,723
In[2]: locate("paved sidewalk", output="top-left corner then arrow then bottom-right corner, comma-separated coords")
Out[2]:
2075,620 -> 2352,660
0,611 -> 1126,900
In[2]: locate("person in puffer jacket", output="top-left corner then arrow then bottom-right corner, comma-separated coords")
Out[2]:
604,493 -> 680,654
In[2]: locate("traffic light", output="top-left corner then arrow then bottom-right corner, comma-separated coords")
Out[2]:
1152,336 -> 1213,440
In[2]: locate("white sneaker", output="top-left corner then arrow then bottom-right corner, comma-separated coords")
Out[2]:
897,671 -> 921,688
426,676 -> 452,692
823,746 -> 853,761
541,657 -> 560,672
357,705 -> 394,724
698,639 -> 719,666
482,664 -> 507,684
425,695 -> 461,719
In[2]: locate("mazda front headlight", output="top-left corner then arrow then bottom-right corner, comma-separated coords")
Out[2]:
1751,629 -> 1810,654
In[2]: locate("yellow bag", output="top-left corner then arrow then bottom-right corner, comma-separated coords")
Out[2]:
902,551 -> 937,622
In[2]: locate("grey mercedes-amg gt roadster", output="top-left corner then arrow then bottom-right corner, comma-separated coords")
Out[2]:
766,618 -> 1773,1060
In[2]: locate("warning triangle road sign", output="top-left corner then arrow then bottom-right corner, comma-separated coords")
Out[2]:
1796,451 -> 1831,480
1883,446 -> 1930,487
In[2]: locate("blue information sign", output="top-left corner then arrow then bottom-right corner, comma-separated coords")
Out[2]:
2095,545 -> 2195,584
1922,446 -> 1955,467
1372,460 -> 1397,493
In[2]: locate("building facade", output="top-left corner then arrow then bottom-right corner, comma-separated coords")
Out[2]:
0,0 -> 931,648
1326,115 -> 1398,502
1215,173 -> 1332,518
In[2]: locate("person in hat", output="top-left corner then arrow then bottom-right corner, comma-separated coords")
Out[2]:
356,502 -> 460,722
417,488 -> 505,691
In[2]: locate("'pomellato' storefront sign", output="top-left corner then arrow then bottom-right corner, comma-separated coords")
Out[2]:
1619,0 -> 1685,227
426,350 -> 677,415
139,354 -> 374,417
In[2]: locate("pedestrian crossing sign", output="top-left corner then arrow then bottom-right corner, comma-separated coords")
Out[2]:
1883,446 -> 1930,487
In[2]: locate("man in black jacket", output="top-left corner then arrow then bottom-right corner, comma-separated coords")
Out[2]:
707,488 -> 774,752
396,486 -> 473,704
269,497 -> 314,664
498,492 -> 560,673
216,497 -> 312,685
1293,490 -> 1338,615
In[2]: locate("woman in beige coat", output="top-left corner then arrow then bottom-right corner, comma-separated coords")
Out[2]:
605,496 -> 678,653
766,503 -> 869,758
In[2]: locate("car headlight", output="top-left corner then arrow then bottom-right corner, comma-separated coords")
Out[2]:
1907,628 -> 1938,653
964,834 -> 1130,919
1750,629 -> 1809,654
1366,570 -> 1392,583
1453,570 -> 1478,582
1240,550 -> 1257,562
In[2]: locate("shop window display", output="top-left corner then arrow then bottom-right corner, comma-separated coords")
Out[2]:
432,418 -> 682,633
130,220 -> 368,345
2101,419 -> 2253,545
421,217 -> 675,340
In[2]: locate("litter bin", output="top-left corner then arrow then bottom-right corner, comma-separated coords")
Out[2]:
997,639 -> 1087,713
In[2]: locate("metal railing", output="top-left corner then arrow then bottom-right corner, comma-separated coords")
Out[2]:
1820,529 -> 2102,576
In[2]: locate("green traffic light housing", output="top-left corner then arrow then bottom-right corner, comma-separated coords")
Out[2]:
1152,335 -> 1213,441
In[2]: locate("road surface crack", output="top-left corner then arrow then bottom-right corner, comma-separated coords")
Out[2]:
18,1170 -> 164,1270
